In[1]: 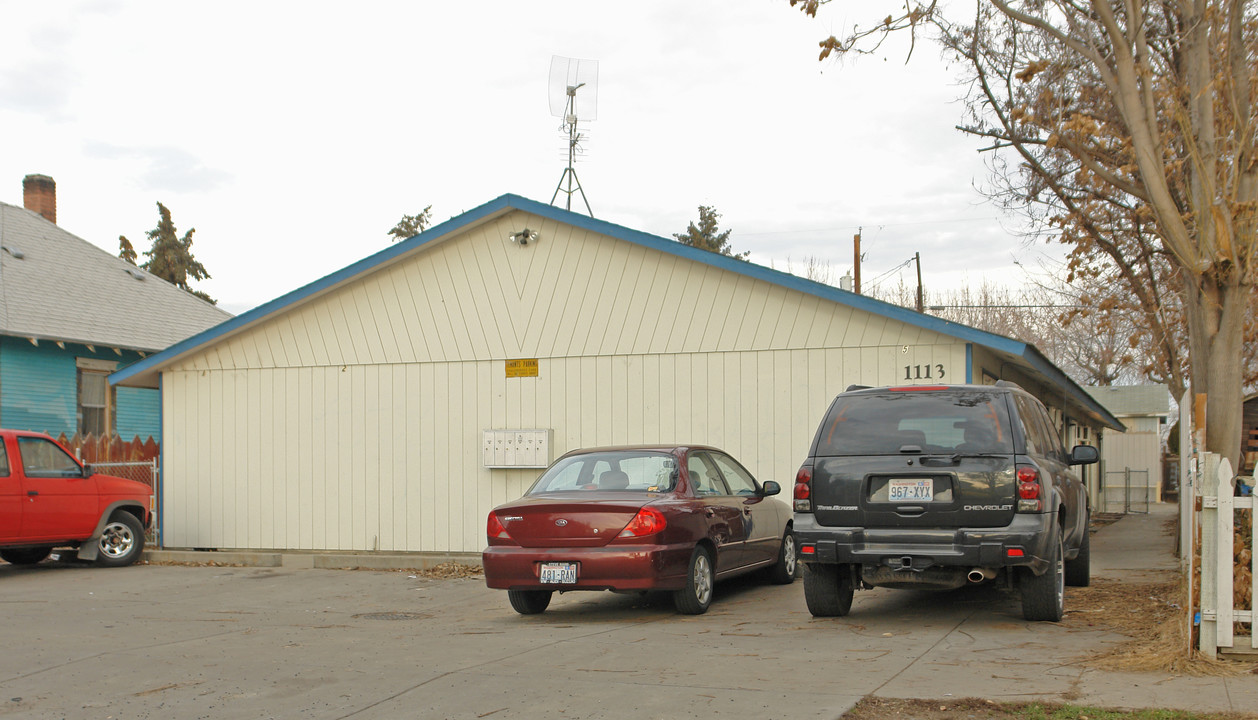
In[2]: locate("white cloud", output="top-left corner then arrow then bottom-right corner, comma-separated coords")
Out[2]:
0,0 -> 1063,315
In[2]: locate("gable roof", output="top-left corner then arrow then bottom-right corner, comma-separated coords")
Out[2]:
0,201 -> 231,352
1087,384 -> 1171,417
109,193 -> 1122,430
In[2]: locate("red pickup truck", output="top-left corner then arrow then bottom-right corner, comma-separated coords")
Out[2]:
0,429 -> 154,567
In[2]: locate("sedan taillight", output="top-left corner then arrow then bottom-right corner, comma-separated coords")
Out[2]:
618,507 -> 667,538
487,513 -> 513,542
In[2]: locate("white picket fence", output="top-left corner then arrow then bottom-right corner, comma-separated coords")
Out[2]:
1196,452 -> 1257,658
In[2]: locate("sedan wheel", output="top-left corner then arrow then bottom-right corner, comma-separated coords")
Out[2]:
96,513 -> 145,567
768,531 -> 797,585
674,545 -> 714,615
507,589 -> 553,615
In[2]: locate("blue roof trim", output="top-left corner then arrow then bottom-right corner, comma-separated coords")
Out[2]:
110,194 -> 519,385
109,192 -> 1122,430
1016,344 -> 1124,429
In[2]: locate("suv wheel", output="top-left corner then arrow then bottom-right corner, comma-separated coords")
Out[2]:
1065,517 -> 1091,587
1021,530 -> 1064,621
96,513 -> 145,568
673,545 -> 714,615
507,589 -> 553,615
1,547 -> 52,565
803,563 -> 854,617
767,531 -> 797,585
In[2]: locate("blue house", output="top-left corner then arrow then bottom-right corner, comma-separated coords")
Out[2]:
0,175 -> 230,446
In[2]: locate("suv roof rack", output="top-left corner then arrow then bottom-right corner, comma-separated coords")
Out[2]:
845,384 -> 872,392
994,379 -> 1024,390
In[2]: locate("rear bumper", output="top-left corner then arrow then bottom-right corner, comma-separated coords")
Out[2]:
482,543 -> 693,592
793,511 -> 1056,576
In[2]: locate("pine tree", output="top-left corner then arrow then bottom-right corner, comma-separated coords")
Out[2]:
118,235 -> 138,265
674,206 -> 748,260
130,202 -> 215,304
388,206 -> 433,242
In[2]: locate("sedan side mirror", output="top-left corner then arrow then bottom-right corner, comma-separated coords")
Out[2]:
80,463 -> 93,478
1069,445 -> 1099,466
760,480 -> 781,497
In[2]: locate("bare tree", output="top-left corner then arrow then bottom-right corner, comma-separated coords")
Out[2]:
793,0 -> 1257,465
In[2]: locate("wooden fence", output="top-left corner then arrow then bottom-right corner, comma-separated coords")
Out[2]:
54,433 -> 159,465
1198,453 -> 1257,658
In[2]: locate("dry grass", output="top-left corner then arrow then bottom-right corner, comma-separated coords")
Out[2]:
1062,509 -> 1256,676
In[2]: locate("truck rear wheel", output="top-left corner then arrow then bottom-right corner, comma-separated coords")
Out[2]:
1,547 -> 52,565
803,563 -> 854,617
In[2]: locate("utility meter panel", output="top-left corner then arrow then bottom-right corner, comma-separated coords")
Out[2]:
482,429 -> 553,469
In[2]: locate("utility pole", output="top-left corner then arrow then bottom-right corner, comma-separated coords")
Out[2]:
914,252 -> 923,312
853,228 -> 862,295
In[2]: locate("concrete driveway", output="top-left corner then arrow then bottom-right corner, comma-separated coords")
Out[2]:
1,504 -> 1253,719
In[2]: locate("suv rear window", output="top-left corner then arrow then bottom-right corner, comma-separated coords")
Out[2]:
815,390 -> 1014,456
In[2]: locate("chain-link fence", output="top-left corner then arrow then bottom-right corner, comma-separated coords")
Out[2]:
1102,468 -> 1150,514
90,459 -> 159,546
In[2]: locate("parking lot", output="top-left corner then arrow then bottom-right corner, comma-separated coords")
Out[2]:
2,506 -> 1253,720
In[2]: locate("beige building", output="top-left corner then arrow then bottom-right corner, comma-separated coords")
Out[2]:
114,194 -> 1122,555
1087,385 -> 1171,509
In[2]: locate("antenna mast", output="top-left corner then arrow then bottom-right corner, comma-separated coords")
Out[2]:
548,56 -> 598,216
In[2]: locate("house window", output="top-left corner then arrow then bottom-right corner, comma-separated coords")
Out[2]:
76,359 -> 117,438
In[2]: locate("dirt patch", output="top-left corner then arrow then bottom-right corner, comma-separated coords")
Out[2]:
841,697 -> 1256,719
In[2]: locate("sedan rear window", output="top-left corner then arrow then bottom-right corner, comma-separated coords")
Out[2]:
529,451 -> 678,494
816,391 -> 1014,456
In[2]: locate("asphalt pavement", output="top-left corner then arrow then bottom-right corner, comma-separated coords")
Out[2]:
1,502 -> 1254,719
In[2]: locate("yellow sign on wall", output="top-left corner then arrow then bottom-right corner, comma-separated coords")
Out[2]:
506,359 -> 539,378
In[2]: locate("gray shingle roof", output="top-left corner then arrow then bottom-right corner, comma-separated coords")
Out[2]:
0,201 -> 231,352
1086,384 -> 1171,417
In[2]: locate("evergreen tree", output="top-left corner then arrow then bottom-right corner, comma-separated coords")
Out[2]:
388,206 -> 433,242
126,202 -> 215,304
118,235 -> 138,265
674,206 -> 748,260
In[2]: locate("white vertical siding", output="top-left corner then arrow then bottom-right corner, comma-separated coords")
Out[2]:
159,210 -> 972,553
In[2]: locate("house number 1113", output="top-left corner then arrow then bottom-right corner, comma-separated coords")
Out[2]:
904,364 -> 946,380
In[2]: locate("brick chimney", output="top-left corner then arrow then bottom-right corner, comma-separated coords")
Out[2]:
22,174 -> 56,224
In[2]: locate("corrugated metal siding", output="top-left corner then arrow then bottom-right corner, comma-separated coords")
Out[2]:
116,386 -> 161,440
159,211 -> 971,553
0,338 -> 76,435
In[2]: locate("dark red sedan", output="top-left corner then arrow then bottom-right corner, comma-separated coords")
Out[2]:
482,445 -> 796,615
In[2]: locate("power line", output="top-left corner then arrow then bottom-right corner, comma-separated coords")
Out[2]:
738,215 -> 1004,238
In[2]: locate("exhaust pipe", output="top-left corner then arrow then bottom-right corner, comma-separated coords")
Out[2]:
967,568 -> 996,583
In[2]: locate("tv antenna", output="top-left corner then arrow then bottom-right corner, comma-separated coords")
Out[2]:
548,56 -> 598,216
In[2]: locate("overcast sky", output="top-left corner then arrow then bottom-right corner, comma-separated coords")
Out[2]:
0,0 -> 1064,315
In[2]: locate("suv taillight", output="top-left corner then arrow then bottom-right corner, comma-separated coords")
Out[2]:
794,463 -> 813,512
1016,464 -> 1042,512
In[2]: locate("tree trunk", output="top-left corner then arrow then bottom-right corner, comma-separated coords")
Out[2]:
1184,269 -> 1248,468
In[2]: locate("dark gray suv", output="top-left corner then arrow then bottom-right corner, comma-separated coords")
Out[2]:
792,381 -> 1099,621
